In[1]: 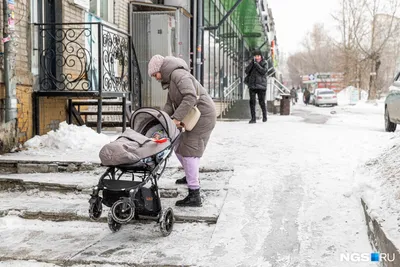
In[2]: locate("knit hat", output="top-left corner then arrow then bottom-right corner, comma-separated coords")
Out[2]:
148,55 -> 165,77
253,49 -> 262,56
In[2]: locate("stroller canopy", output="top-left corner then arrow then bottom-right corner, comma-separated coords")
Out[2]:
99,108 -> 180,167
130,107 -> 179,142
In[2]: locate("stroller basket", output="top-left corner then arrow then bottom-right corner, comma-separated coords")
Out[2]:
102,179 -> 142,191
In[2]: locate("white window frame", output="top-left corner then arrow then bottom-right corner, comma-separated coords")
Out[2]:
89,0 -> 114,23
30,0 -> 42,76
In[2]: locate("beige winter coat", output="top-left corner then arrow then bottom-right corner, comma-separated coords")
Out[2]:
160,56 -> 216,157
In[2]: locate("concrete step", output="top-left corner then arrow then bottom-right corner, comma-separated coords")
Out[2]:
0,159 -> 99,174
0,168 -> 233,224
0,158 -> 234,174
219,99 -> 270,120
0,187 -> 225,224
0,167 -> 233,192
0,215 -> 212,266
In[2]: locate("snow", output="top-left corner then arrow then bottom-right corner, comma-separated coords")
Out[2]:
353,133 -> 400,248
1,122 -> 119,162
337,86 -> 368,106
24,122 -> 115,150
0,100 -> 399,266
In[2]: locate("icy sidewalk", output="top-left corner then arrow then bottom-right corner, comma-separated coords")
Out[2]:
0,102 -> 399,266
0,216 -> 214,266
0,164 -> 233,266
0,167 -> 231,223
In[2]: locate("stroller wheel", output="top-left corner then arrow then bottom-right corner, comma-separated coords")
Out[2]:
108,211 -> 122,232
110,199 -> 135,224
159,207 -> 174,237
88,196 -> 102,221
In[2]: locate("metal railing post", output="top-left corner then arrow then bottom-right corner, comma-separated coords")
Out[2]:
97,23 -> 103,133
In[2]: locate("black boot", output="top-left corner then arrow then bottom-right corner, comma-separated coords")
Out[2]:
175,176 -> 187,184
175,189 -> 202,207
249,91 -> 256,124
262,116 -> 267,122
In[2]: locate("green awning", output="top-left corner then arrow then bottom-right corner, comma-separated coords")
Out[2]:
204,0 -> 268,53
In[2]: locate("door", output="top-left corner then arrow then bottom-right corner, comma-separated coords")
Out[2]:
129,2 -> 191,108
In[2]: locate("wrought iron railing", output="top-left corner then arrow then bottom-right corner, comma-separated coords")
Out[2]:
35,22 -> 131,94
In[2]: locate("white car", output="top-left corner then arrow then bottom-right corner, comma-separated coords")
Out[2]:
384,72 -> 400,132
313,88 -> 338,107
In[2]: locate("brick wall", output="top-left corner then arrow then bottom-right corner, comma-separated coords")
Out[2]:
115,0 -> 130,31
0,0 -> 32,152
63,1 -> 85,23
14,0 -> 32,85
1,0 -> 133,151
0,0 -> 32,85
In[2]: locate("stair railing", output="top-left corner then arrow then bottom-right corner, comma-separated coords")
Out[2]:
267,76 -> 291,101
220,78 -> 241,119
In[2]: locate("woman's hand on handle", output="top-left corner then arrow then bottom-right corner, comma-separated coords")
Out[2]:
173,118 -> 186,132
173,118 -> 180,126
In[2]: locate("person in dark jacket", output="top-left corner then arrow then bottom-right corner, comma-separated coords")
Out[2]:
303,88 -> 311,105
148,55 -> 216,207
245,49 -> 269,123
290,87 -> 298,104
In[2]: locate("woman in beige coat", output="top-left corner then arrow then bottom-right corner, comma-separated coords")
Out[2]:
148,55 -> 216,207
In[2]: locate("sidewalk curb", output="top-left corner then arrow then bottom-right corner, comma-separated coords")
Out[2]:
0,209 -> 218,224
0,257 -> 193,267
0,159 -> 99,173
361,198 -> 400,266
0,159 -> 234,174
0,177 -> 223,196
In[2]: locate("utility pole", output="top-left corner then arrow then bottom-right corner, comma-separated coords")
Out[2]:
3,0 -> 17,122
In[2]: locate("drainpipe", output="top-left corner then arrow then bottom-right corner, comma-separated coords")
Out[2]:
195,0 -> 203,81
3,0 -> 17,122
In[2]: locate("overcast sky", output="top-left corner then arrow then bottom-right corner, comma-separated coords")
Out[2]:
268,0 -> 340,55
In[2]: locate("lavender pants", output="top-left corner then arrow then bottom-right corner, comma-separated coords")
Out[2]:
175,153 -> 201,190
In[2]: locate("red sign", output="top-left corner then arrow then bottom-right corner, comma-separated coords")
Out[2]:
317,82 -> 342,92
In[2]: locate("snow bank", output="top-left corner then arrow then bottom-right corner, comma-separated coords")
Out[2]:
2,121 -> 120,162
337,86 -> 368,105
354,132 -> 400,247
24,122 -> 113,151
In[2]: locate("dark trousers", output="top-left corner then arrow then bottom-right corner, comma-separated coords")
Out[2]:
249,89 -> 267,120
304,96 -> 310,105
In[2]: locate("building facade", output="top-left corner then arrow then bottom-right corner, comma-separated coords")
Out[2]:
0,0 -> 279,153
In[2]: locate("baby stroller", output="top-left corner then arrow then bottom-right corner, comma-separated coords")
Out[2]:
88,107 -> 181,236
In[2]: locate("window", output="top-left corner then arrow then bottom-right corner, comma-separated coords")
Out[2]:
30,0 -> 43,75
90,0 -> 114,23
319,91 -> 335,95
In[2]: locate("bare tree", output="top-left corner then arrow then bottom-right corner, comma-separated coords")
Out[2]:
287,52 -> 308,86
301,23 -> 336,73
331,0 -> 362,89
285,23 -> 338,87
349,0 -> 400,100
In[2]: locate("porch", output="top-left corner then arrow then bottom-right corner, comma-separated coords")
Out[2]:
33,22 -> 140,134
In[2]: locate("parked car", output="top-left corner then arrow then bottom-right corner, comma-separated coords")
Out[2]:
309,92 -> 315,105
313,88 -> 338,107
384,73 -> 400,132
